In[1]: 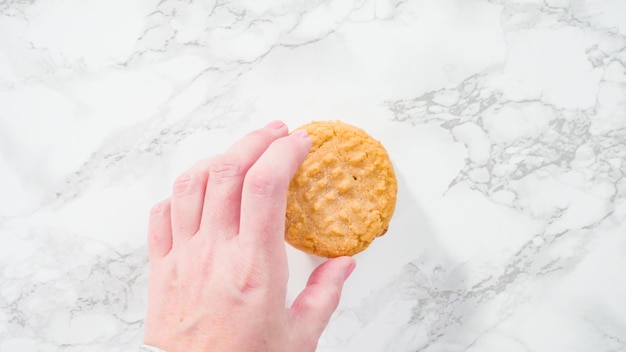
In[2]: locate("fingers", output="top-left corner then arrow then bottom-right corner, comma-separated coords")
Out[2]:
147,199 -> 173,261
170,158 -> 213,244
238,130 -> 311,260
200,121 -> 288,239
290,257 -> 356,339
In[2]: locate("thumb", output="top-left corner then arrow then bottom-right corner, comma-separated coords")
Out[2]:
290,256 -> 356,339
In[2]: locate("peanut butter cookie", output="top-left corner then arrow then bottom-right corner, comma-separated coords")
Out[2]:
285,121 -> 397,257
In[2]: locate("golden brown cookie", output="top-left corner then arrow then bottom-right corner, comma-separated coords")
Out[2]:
285,120 -> 397,257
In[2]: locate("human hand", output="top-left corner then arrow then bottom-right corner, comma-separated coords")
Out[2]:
143,121 -> 356,352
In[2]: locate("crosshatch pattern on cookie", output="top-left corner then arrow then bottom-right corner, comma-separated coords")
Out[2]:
285,121 -> 397,258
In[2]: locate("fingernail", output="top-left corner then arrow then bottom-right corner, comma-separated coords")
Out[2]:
265,120 -> 284,129
344,261 -> 356,280
292,130 -> 309,138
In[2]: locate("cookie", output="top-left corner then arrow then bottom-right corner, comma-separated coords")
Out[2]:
285,120 -> 397,257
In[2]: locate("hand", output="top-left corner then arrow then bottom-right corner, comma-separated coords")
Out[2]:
144,121 -> 356,352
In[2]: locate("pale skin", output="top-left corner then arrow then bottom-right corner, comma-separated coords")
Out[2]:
144,120 -> 356,352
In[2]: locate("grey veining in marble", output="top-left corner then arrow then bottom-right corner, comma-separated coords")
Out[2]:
1,0 -> 625,351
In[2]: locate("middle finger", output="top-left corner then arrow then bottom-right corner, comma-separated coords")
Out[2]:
199,120 -> 288,239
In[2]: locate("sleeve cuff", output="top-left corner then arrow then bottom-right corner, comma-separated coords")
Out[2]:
140,345 -> 168,352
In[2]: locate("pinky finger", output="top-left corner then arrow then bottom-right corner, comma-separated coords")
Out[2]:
147,199 -> 173,261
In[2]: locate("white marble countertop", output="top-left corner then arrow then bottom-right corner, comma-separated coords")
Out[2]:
1,1 -> 625,351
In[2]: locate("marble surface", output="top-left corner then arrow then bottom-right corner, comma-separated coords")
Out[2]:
1,0 -> 625,351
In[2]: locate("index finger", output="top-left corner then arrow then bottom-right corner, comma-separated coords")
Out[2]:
238,131 -> 311,266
